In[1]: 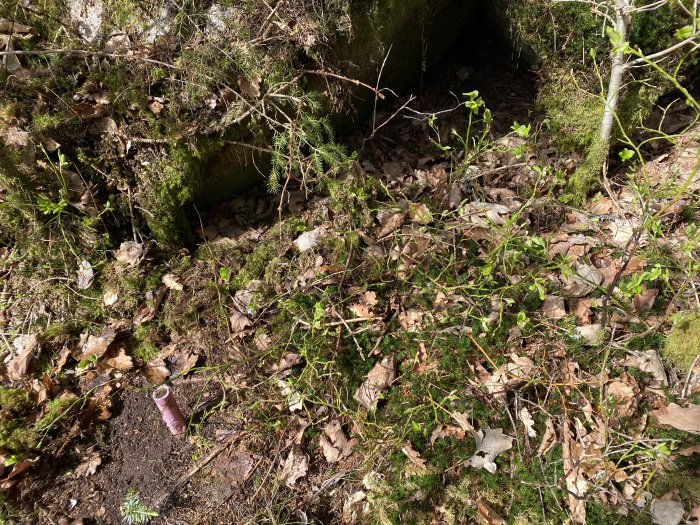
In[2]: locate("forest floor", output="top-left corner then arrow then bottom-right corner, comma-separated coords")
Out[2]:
2,40 -> 700,525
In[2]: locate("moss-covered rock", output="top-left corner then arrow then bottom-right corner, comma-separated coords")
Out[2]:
664,311 -> 700,372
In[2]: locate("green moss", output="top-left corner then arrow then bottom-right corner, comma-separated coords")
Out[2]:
0,387 -> 32,415
232,242 -> 276,289
565,138 -> 608,205
663,311 -> 700,372
35,395 -> 82,432
131,325 -> 162,362
538,71 -> 603,154
0,387 -> 36,454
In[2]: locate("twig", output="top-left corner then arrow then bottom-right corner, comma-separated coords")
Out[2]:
681,354 -> 700,399
302,69 -> 385,99
152,431 -> 245,510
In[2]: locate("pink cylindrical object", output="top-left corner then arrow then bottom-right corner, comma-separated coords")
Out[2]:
152,385 -> 186,436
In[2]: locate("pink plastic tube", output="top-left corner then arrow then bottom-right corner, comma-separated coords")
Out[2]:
152,385 -> 186,436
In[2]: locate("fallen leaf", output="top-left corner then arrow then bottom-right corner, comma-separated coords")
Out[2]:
450,411 -> 475,433
466,428 -> 513,474
294,227 -> 328,252
237,73 -> 261,98
408,203 -> 433,225
537,417 -> 557,456
562,423 -> 588,524
162,273 -> 183,291
75,321 -> 131,360
0,20 -> 35,33
133,287 -> 167,325
542,295 -> 566,320
115,241 -> 144,267
399,309 -> 423,332
632,285 -> 658,314
278,445 -> 308,487
353,355 -> 396,410
76,260 -> 94,290
477,498 -> 507,525
348,302 -> 373,319
678,444 -> 700,456
229,309 -> 253,334
576,324 -> 602,346
103,345 -> 133,371
72,103 -> 108,120
402,442 -> 427,470
342,491 -> 368,523
142,359 -> 170,385
6,333 -> 42,380
272,352 -> 303,378
652,403 -> 700,434
375,212 -> 405,238
519,407 -> 537,438
412,342 -> 430,375
650,498 -> 685,525
319,420 -> 355,463
620,350 -> 667,385
430,424 -> 466,444
214,450 -> 254,486
75,452 -> 101,477
562,262 -> 604,297
606,373 -> 640,418
102,290 -> 118,306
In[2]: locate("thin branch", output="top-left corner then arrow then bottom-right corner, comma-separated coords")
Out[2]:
626,34 -> 700,66
302,69 -> 386,99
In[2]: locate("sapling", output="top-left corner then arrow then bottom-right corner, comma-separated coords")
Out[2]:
120,488 -> 158,524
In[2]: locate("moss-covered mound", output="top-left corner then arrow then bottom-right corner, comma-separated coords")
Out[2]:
664,311 -> 700,373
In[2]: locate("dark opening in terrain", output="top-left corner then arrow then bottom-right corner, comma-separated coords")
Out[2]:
197,10 -> 536,245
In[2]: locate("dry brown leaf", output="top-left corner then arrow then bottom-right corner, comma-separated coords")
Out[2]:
278,445 -> 308,487
214,450 -> 254,486
142,358 -> 170,385
466,428 -> 513,474
678,444 -> 700,456
103,346 -> 133,371
430,424 -> 466,444
477,498 -> 507,525
450,411 -> 475,433
542,295 -> 566,321
115,241 -> 144,267
133,287 -> 166,326
353,354 -> 396,410
342,491 -> 368,523
229,309 -> 253,334
399,309 -> 423,332
0,20 -> 35,33
348,303 -> 373,319
162,273 -> 183,291
272,352 -> 303,378
412,342 -> 430,375
562,424 -> 587,524
75,452 -> 101,477
519,407 -> 537,438
408,203 -> 433,225
632,285 -> 658,314
237,73 -> 261,98
401,442 -> 427,470
652,403 -> 700,434
319,420 -> 355,463
6,333 -> 41,381
620,350 -> 667,386
537,417 -> 557,456
375,212 -> 405,238
360,291 -> 378,308
606,373 -> 640,418
562,262 -> 604,297
75,320 -> 131,361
